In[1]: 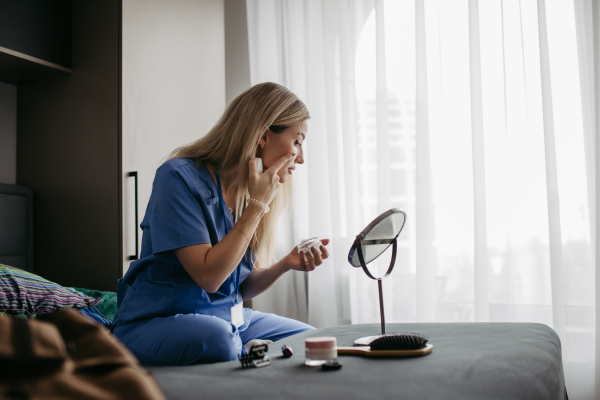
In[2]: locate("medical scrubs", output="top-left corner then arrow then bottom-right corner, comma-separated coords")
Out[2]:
111,158 -> 313,366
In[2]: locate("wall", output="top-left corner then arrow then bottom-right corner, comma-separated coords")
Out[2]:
122,0 -> 226,271
0,0 -> 72,68
17,0 -> 121,290
0,81 -> 16,184
225,0 -> 251,105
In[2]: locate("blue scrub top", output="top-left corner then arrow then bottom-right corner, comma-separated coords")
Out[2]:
111,158 -> 254,331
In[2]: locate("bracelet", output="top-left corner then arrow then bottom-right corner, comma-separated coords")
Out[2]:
248,198 -> 270,213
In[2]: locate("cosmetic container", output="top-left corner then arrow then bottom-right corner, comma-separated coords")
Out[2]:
305,337 -> 337,366
298,237 -> 322,260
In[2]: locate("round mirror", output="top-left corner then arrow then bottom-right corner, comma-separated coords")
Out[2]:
347,208 -> 407,340
348,208 -> 406,268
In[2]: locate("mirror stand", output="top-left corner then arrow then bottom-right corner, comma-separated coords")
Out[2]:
353,236 -> 397,346
347,208 -> 406,346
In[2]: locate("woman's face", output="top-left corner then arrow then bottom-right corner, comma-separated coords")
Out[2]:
257,120 -> 307,183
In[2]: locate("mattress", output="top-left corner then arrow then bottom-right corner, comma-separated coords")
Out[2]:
149,322 -> 566,400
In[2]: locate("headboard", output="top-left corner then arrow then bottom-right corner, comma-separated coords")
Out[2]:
0,183 -> 34,272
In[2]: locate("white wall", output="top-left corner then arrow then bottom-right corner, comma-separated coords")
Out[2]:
225,0 -> 251,104
122,0 -> 226,271
0,82 -> 16,184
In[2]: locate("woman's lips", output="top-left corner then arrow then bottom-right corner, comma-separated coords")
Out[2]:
288,168 -> 294,175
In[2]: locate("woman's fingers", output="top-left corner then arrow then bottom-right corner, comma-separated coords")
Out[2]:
319,242 -> 329,260
267,153 -> 296,175
248,154 -> 294,205
292,239 -> 331,272
248,157 -> 258,176
310,245 -> 323,265
298,251 -> 305,269
303,249 -> 316,271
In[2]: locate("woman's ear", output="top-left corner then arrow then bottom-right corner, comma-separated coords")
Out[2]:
258,129 -> 269,148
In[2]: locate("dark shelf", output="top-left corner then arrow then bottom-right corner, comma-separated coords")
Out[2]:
0,46 -> 72,86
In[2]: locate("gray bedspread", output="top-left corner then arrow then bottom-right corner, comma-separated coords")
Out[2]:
149,322 -> 566,400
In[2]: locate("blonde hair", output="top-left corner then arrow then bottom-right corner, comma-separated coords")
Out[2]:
168,82 -> 310,265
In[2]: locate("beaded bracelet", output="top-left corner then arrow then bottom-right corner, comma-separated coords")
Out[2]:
248,198 -> 270,213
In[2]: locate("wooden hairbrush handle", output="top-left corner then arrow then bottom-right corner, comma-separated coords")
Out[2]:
337,344 -> 433,357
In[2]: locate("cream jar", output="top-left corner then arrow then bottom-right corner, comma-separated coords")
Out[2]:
305,337 -> 337,366
298,237 -> 322,261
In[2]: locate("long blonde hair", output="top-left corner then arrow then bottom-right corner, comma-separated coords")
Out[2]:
168,82 -> 310,265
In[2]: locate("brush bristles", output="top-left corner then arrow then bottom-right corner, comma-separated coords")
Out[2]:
368,332 -> 429,350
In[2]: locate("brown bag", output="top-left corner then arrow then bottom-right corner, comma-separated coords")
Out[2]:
0,309 -> 165,400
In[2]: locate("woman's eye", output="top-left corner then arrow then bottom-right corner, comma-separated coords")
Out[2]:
295,140 -> 302,146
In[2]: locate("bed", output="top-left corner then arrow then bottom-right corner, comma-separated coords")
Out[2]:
0,183 -> 567,399
149,322 -> 567,400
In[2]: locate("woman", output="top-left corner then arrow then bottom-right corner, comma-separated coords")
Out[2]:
110,82 -> 329,366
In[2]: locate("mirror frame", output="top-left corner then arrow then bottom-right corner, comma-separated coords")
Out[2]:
347,208 -> 406,279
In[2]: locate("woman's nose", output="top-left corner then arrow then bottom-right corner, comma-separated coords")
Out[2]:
295,150 -> 304,164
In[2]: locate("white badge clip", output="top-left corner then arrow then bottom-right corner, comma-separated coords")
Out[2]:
231,301 -> 244,328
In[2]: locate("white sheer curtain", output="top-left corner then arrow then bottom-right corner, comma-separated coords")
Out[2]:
247,0 -> 371,329
247,1 -> 596,399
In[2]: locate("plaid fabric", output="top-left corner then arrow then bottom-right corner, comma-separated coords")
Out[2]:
69,288 -> 117,328
0,264 -> 101,317
69,287 -> 117,321
77,306 -> 112,328
0,312 -> 34,319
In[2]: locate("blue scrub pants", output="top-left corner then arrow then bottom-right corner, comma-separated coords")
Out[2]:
114,309 -> 314,366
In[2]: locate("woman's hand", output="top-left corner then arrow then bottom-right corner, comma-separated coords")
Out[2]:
248,153 -> 296,205
239,239 -> 331,299
283,239 -> 331,272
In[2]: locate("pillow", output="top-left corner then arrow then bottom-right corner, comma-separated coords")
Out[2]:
69,287 -> 117,328
0,312 -> 33,319
76,306 -> 112,328
0,264 -> 101,317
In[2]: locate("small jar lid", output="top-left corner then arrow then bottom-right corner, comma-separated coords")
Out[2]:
298,237 -> 321,251
305,337 -> 337,350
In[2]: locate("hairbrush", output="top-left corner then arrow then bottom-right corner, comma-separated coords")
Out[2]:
369,332 -> 428,350
239,344 -> 271,368
338,332 -> 433,358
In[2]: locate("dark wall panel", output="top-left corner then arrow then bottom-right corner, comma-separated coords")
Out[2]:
0,0 -> 72,67
17,0 -> 121,291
